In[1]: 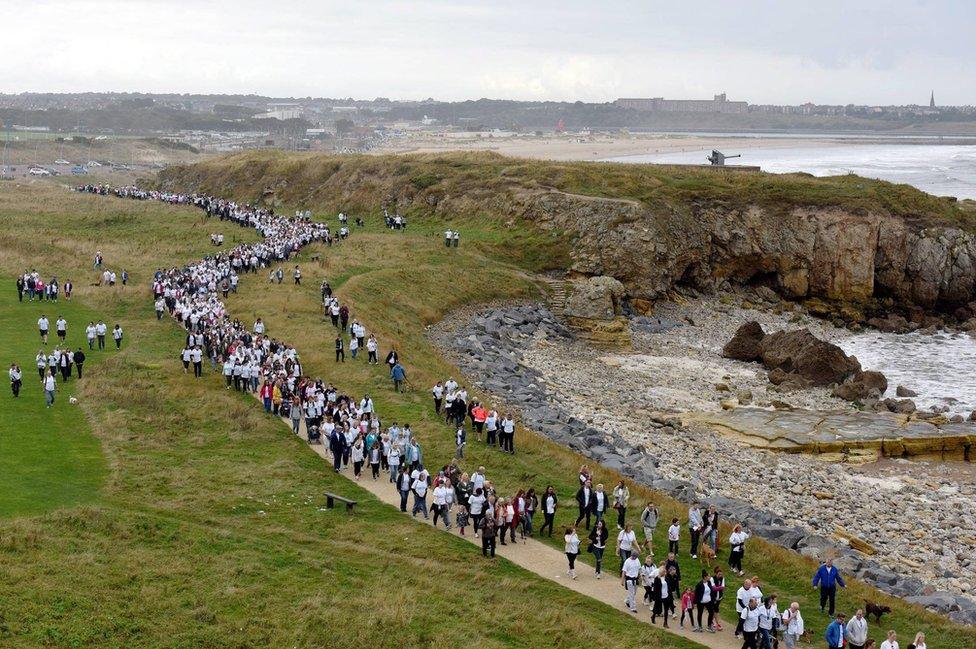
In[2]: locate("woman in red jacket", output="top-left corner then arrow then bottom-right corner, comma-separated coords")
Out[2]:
260,380 -> 274,413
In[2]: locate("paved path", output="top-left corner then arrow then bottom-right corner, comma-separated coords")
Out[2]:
263,399 -> 740,649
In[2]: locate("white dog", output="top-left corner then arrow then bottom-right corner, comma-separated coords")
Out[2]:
69,396 -> 79,405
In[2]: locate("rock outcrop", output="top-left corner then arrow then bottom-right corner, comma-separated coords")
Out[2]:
158,153 -> 976,314
562,276 -> 631,349
723,322 -> 862,387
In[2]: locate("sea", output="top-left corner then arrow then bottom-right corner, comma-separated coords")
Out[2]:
611,136 -> 976,415
608,139 -> 976,200
839,331 -> 976,417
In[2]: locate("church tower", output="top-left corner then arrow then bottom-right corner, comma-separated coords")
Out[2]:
930,91 -> 936,108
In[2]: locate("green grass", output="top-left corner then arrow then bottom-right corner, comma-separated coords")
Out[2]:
1,170 -> 973,647
0,182 -> 700,648
0,292 -> 106,517
152,150 -> 976,648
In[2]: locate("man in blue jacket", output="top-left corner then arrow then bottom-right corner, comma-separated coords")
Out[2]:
824,613 -> 847,648
812,558 -> 847,616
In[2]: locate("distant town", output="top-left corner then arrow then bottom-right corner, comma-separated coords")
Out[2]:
2,91 -> 975,156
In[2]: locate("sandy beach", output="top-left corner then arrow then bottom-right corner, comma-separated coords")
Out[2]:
370,132 -> 836,162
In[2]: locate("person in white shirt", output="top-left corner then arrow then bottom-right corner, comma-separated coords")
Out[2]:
879,630 -> 899,649
667,517 -> 681,555
758,595 -> 777,647
410,468 -> 429,519
564,526 -> 580,579
254,318 -> 265,335
112,324 -> 123,349
781,602 -> 805,649
500,414 -> 516,454
43,371 -> 56,408
616,523 -> 641,572
740,599 -> 761,647
181,347 -> 192,373
432,482 -> 452,530
95,321 -> 107,350
35,350 -> 47,380
9,363 -> 23,397
56,316 -> 67,342
621,550 -> 642,613
191,346 -> 203,377
729,524 -> 750,576
911,631 -> 926,649
846,609 -> 869,649
38,315 -> 50,345
86,322 -> 97,350
366,335 -> 378,364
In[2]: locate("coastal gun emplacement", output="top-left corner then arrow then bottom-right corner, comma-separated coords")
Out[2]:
707,150 -> 742,166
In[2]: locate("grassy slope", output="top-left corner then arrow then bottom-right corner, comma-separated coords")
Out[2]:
0,292 -> 106,517
154,152 -> 976,648
0,182 -> 698,649
154,150 -> 975,230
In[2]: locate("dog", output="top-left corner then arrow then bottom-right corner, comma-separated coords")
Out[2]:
68,396 -> 79,405
699,542 -> 716,569
864,600 -> 891,623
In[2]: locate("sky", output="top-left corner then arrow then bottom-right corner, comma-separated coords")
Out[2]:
1,0 -> 973,105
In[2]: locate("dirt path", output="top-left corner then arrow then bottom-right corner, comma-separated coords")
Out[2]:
265,400 -> 741,649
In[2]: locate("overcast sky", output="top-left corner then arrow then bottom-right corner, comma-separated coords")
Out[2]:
1,0 -> 973,105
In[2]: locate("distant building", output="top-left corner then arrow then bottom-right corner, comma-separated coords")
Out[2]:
930,91 -> 936,108
615,93 -> 748,114
254,108 -> 301,120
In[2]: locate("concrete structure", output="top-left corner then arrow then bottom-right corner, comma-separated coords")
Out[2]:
615,93 -> 748,114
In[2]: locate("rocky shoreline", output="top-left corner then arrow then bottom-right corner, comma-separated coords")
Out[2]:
428,301 -> 976,625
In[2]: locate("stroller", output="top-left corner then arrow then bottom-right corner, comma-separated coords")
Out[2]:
307,424 -> 321,445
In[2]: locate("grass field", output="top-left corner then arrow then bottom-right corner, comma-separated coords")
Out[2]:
0,170 -> 974,647
0,292 -> 106,517
0,182 -> 702,648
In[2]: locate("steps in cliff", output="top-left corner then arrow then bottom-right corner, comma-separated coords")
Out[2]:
541,277 -> 569,314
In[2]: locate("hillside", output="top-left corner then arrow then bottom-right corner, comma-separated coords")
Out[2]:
146,152 -> 976,642
155,151 -> 976,316
0,182 -> 705,648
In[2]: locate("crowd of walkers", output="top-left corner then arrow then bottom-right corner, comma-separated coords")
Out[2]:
16,271 -> 72,302
74,183 -> 935,649
11,266 -> 121,407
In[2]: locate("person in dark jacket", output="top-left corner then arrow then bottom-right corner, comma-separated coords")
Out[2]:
651,566 -> 671,628
335,336 -> 344,362
588,519 -> 609,577
328,427 -> 344,472
73,348 -> 86,379
812,559 -> 846,617
694,570 -> 717,632
575,479 -> 594,530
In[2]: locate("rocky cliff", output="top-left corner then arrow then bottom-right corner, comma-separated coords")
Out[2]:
155,151 -> 976,314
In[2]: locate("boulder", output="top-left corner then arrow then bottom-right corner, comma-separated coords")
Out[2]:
767,367 -> 789,385
883,398 -> 917,414
759,329 -> 861,386
896,385 -> 918,397
563,276 -> 632,349
856,370 -> 888,394
722,321 -> 766,361
564,275 -> 626,320
867,314 -> 915,333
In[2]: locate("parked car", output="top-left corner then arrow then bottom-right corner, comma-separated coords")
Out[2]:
55,158 -> 71,165
28,167 -> 52,176
71,165 -> 89,175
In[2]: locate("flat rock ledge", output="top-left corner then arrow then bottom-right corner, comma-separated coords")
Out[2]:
428,302 -> 976,625
699,408 -> 976,461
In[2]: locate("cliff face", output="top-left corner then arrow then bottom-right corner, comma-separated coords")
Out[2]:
154,151 -> 976,313
496,189 -> 976,311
